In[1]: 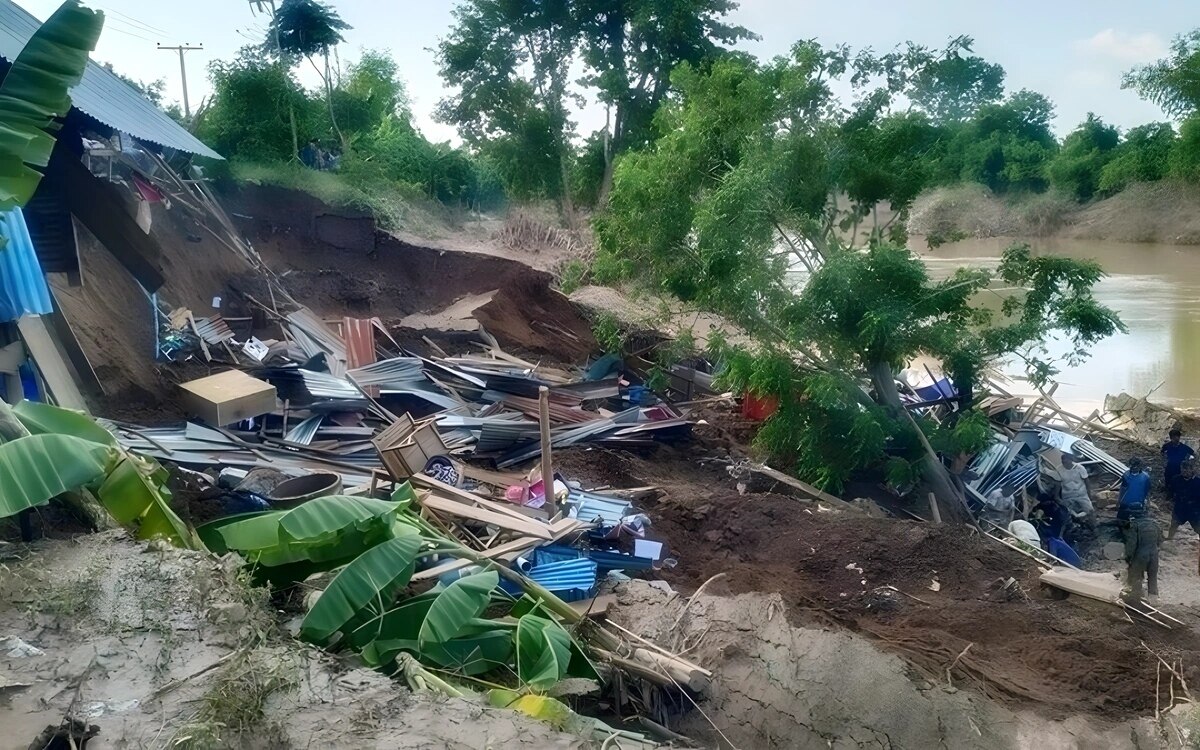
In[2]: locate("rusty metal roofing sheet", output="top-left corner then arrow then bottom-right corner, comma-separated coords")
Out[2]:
0,0 -> 223,159
342,317 -> 377,371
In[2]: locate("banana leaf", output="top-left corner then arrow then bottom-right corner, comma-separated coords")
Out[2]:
195,511 -> 277,554
0,433 -> 110,518
0,0 -> 103,210
277,495 -> 400,545
487,689 -> 573,728
300,530 -> 423,646
423,630 -> 514,676
417,570 -> 499,650
96,454 -> 192,547
515,614 -> 572,690
351,593 -> 439,664
514,600 -> 601,682
13,400 -> 115,446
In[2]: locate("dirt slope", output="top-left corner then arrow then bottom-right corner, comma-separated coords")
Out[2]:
557,445 -> 1200,725
612,580 -> 1182,749
0,532 -> 590,749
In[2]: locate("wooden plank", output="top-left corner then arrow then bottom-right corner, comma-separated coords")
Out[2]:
1039,568 -> 1124,603
419,493 -> 553,540
16,316 -> 87,411
569,594 -> 617,619
460,464 -> 526,487
410,473 -> 550,525
751,463 -> 848,507
411,536 -> 541,582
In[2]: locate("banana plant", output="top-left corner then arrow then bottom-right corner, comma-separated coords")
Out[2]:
0,0 -> 104,210
200,485 -> 600,691
0,401 -> 192,547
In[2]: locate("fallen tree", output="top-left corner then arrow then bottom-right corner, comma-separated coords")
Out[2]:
595,45 -> 1125,522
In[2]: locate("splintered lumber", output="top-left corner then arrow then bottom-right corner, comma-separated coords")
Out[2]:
412,536 -> 542,582
410,472 -> 553,526
419,493 -> 553,540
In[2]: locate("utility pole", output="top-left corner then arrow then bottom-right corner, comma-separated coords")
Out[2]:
157,43 -> 203,119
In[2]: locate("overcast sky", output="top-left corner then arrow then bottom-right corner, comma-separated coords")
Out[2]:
13,0 -> 1200,143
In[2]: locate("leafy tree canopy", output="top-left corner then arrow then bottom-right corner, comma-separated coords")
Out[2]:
1123,29 -> 1200,118
907,36 -> 1005,124
270,0 -> 351,56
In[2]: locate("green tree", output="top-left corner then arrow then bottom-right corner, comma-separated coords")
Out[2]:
197,47 -> 318,161
437,0 -> 579,218
596,43 -> 1123,521
1169,115 -> 1200,181
1123,30 -> 1200,118
950,89 -> 1057,192
332,49 -> 408,140
908,37 -> 1005,124
1098,122 -> 1175,194
575,0 -> 755,200
1047,113 -> 1119,200
268,0 -> 352,149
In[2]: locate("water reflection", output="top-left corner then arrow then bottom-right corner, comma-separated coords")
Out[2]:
917,237 -> 1200,411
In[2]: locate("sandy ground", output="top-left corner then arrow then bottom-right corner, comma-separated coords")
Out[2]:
0,532 -> 592,749
611,580 -> 1191,749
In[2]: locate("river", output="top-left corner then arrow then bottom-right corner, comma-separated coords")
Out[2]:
917,237 -> 1200,413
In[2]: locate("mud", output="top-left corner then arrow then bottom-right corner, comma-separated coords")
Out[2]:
558,445 -> 1200,721
612,579 -> 1183,750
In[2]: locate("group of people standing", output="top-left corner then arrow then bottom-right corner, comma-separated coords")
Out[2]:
1111,429 -> 1199,600
987,429 -> 1198,602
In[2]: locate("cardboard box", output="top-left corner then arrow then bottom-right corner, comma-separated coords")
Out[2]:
179,370 -> 277,426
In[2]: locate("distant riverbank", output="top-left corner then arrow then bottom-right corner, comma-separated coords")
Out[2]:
908,181 -> 1200,247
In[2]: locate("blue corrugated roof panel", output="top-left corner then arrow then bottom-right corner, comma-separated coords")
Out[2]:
0,207 -> 51,322
0,0 -> 222,159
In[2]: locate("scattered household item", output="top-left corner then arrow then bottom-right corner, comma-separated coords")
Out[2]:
179,369 -> 277,426
268,472 -> 343,506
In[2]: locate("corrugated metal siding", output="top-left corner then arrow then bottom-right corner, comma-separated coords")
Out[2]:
0,207 -> 52,322
0,0 -> 222,159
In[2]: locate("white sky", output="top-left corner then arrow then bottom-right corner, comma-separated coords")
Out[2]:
13,0 -> 1200,143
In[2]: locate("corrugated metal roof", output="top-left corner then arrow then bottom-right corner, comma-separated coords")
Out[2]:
0,207 -> 52,322
0,0 -> 222,159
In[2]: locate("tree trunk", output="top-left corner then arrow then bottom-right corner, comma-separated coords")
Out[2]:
323,48 -> 346,153
867,360 -> 975,525
558,139 -> 576,229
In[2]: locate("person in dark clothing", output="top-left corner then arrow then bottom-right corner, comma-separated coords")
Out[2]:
1029,491 -> 1068,541
300,139 -> 320,169
1123,515 -> 1161,601
1162,429 -> 1195,490
1169,458 -> 1200,539
1118,457 -> 1152,521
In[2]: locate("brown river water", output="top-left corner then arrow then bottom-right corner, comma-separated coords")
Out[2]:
916,237 -> 1200,412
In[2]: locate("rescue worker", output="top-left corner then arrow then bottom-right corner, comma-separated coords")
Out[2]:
1168,457 -> 1200,539
1162,429 -> 1195,493
1118,457 -> 1152,521
1058,453 -> 1095,526
1124,514 -> 1161,601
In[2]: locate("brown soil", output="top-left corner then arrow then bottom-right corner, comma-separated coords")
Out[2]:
473,273 -> 598,363
557,444 -> 1200,721
229,184 -> 540,321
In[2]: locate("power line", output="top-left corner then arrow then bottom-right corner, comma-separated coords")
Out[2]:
92,4 -> 169,36
104,24 -> 156,43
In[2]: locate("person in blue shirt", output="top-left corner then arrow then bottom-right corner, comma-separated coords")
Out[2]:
1162,429 -> 1195,490
1118,457 -> 1152,521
